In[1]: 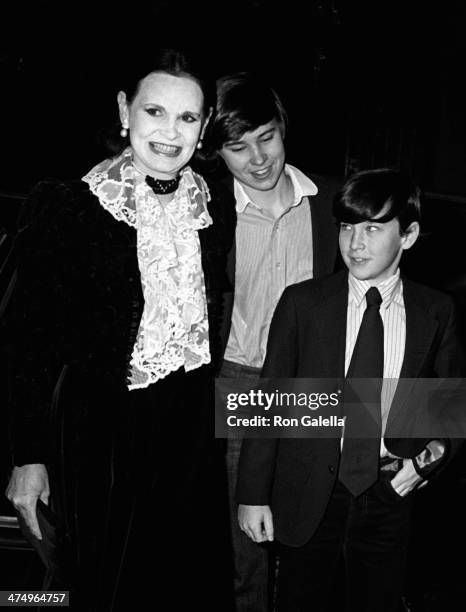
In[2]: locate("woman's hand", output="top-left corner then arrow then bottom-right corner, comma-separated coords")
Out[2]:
6,464 -> 50,540
238,504 -> 274,543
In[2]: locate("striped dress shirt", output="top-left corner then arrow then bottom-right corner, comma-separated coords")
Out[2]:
224,164 -> 317,368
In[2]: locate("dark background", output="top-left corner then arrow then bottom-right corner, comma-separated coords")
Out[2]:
1,0 -> 465,192
2,0 -> 465,306
1,1 -> 466,605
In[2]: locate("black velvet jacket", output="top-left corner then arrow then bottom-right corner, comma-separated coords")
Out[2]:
8,178 -> 236,466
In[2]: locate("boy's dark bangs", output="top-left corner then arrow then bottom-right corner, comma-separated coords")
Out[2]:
340,209 -> 397,224
336,196 -> 399,225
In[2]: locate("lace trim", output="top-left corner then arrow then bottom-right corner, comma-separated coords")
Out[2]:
82,149 -> 137,226
82,148 -> 212,230
82,149 -> 212,390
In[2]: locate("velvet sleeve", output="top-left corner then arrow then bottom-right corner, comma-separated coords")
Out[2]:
6,180 -> 82,466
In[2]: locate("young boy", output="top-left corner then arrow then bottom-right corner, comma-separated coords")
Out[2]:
208,72 -> 339,611
236,168 -> 465,612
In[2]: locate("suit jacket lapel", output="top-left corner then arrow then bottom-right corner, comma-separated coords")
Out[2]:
400,280 -> 438,378
387,279 -> 439,427
314,272 -> 348,379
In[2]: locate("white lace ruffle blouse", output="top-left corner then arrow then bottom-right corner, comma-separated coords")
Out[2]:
82,148 -> 212,390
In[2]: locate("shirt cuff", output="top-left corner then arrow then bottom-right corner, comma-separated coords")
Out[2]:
412,439 -> 448,480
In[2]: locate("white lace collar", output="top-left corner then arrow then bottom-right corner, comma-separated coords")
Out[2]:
82,147 -> 211,228
82,149 -> 213,390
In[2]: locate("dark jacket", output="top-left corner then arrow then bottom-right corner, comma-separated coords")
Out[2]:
237,270 -> 466,546
8,177 -> 236,466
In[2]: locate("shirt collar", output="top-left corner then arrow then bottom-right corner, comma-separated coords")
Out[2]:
348,270 -> 403,309
233,164 -> 318,213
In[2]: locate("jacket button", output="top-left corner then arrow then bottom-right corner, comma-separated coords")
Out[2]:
328,465 -> 335,474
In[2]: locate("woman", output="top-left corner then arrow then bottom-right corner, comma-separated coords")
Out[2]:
6,49 -> 235,609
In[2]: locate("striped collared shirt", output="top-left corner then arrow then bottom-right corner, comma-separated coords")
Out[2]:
224,164 -> 317,368
345,271 -> 406,453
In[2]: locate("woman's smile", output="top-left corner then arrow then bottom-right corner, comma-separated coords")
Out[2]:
148,141 -> 182,157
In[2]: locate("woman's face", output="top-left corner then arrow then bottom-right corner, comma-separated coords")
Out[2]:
118,72 -> 206,179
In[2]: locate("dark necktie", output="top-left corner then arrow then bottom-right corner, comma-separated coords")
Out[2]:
338,286 -> 384,496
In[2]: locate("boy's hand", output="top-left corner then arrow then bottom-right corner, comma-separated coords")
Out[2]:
238,504 -> 274,543
390,459 -> 426,497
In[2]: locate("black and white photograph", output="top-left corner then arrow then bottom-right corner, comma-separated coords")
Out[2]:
1,1 -> 466,610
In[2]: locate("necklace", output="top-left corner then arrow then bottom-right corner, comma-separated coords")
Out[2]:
145,174 -> 180,195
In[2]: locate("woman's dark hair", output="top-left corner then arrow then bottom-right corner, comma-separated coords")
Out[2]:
333,168 -> 421,234
203,72 -> 287,157
103,48 -> 214,155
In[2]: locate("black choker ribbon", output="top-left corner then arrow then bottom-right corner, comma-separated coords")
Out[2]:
145,174 -> 180,195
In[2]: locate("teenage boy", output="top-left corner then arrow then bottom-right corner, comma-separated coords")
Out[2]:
207,73 -> 339,611
236,169 -> 466,612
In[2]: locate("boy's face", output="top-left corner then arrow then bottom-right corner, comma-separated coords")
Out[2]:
219,119 -> 285,193
339,215 -> 419,285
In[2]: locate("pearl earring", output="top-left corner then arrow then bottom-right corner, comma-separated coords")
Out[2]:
196,140 -> 203,150
120,126 -> 128,138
